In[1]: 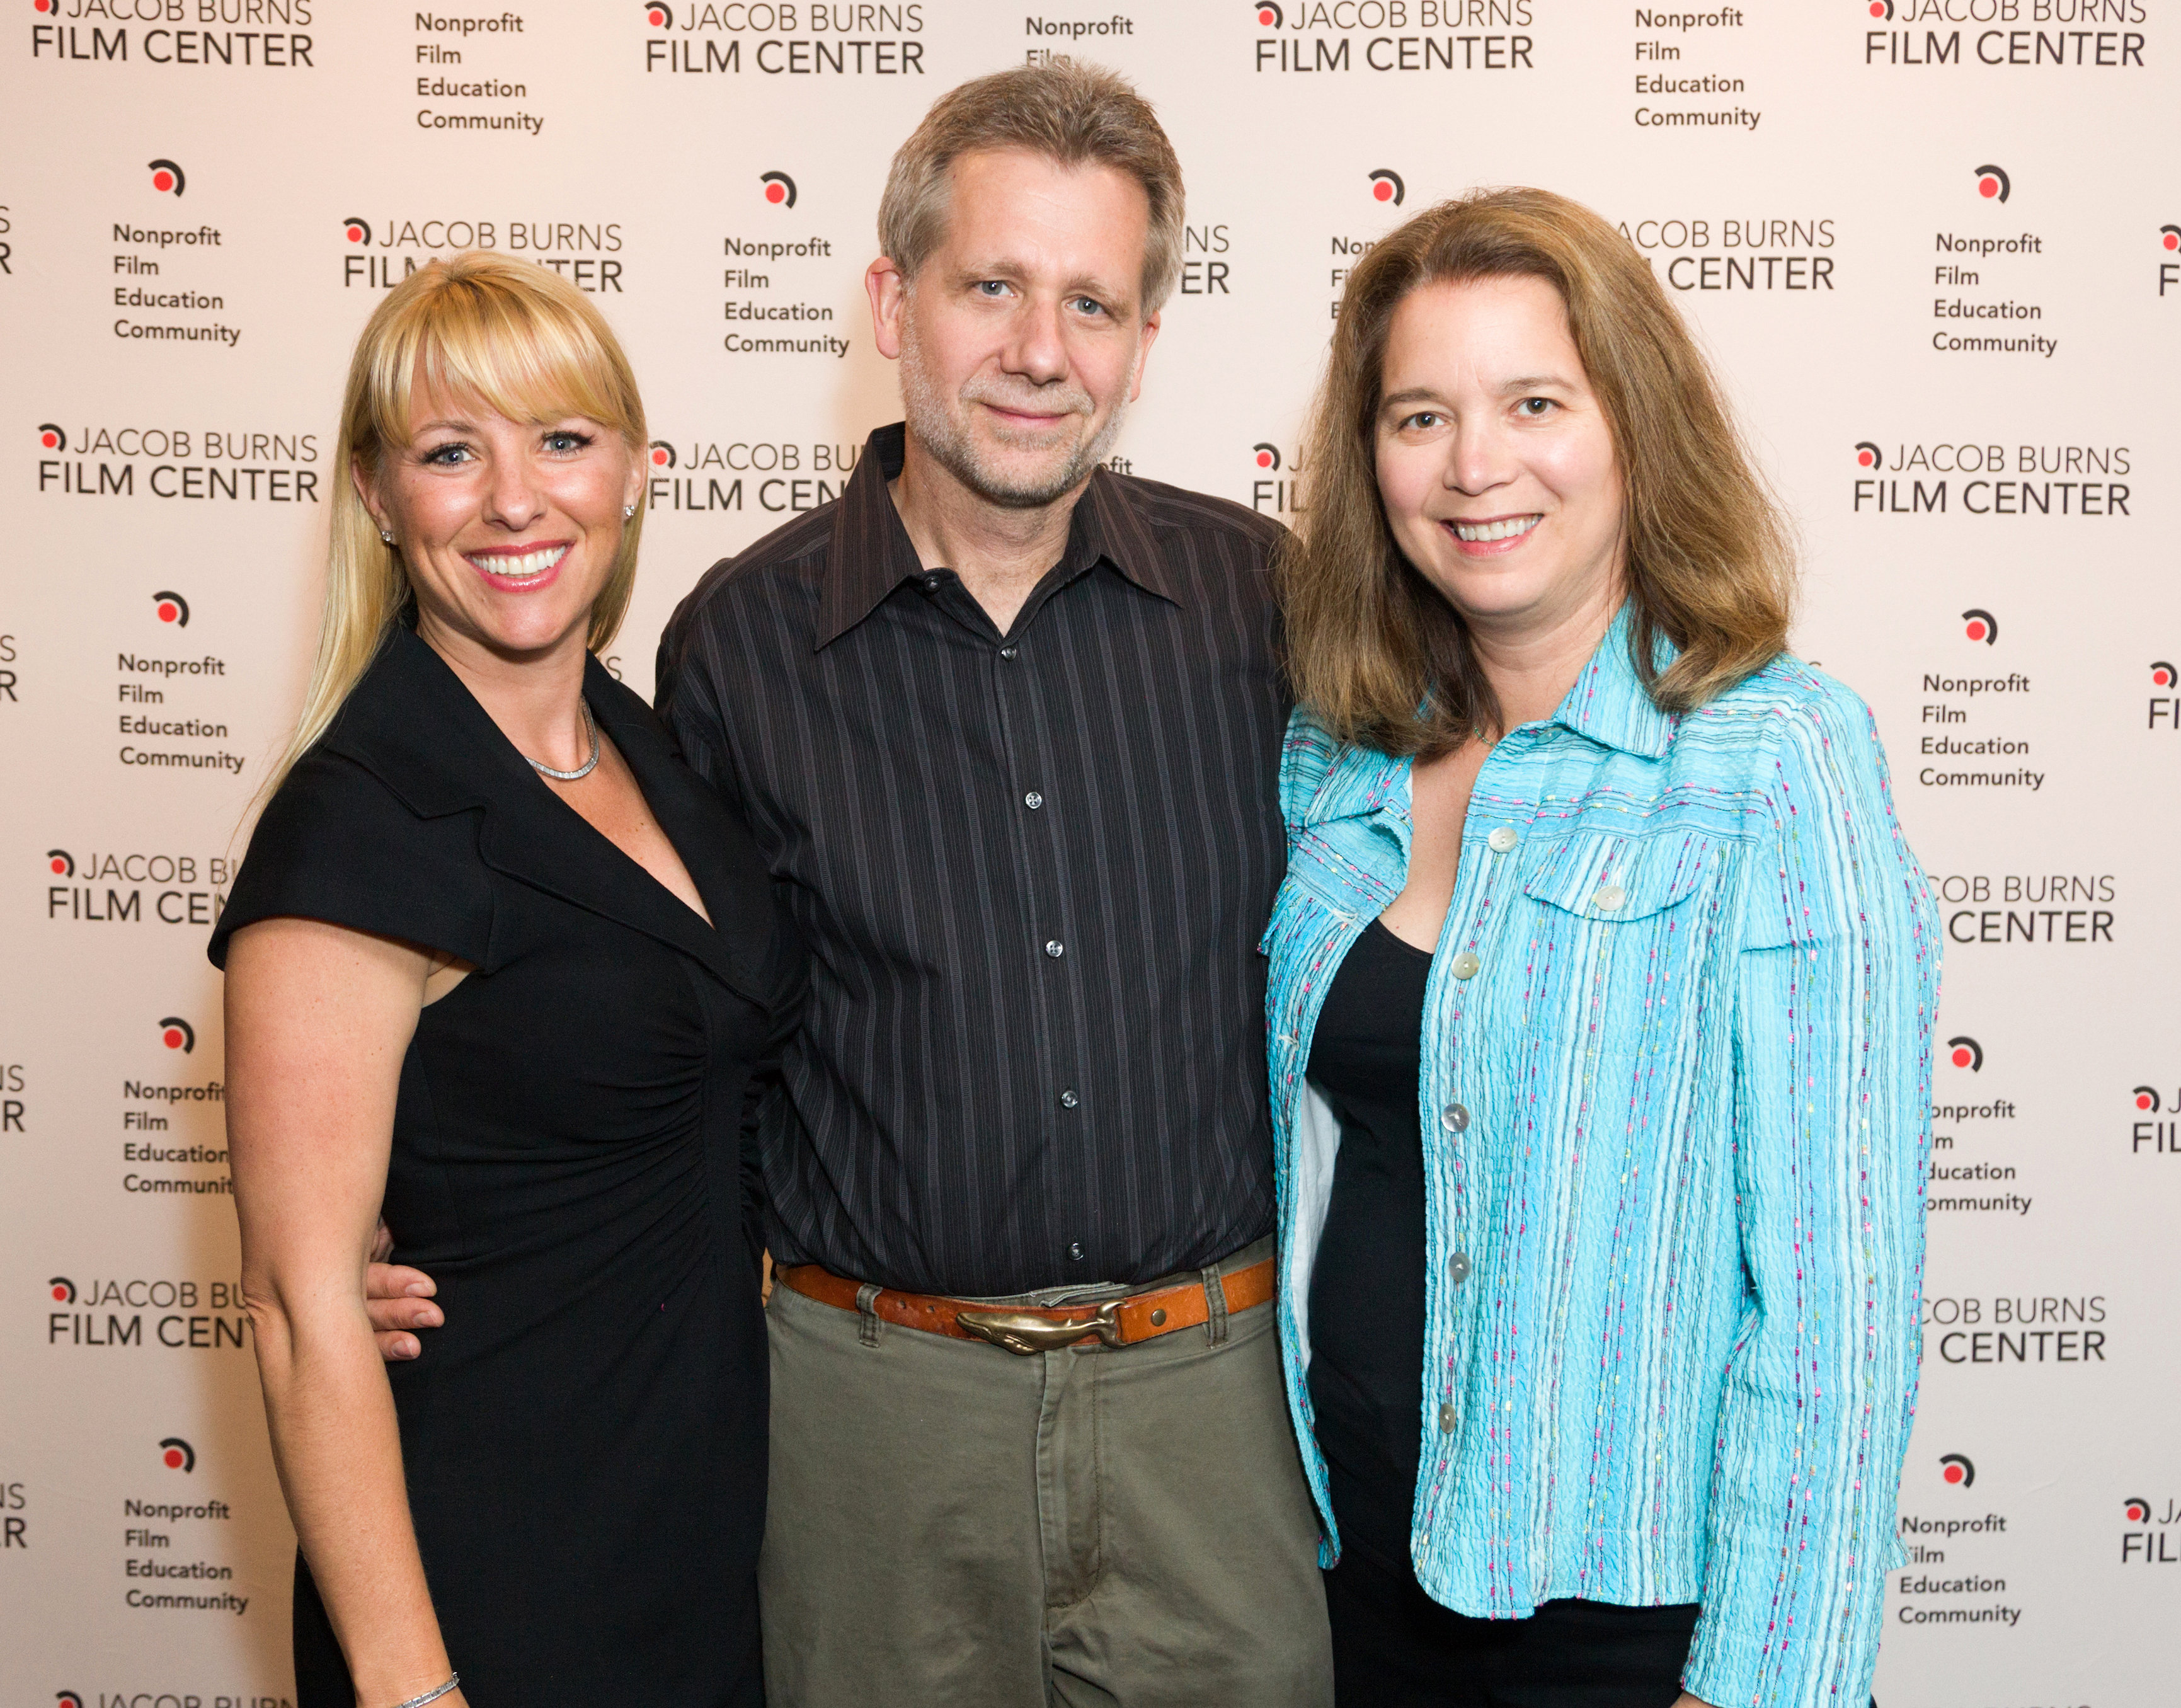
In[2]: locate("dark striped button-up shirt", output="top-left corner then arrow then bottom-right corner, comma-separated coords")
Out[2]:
656,425 -> 1288,1296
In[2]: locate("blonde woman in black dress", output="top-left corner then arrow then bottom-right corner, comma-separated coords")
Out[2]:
217,254 -> 798,1707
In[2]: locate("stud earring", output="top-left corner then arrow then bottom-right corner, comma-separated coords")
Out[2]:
623,505 -> 636,519
380,530 -> 394,543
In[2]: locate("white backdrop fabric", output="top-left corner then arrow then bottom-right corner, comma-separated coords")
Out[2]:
4,3 -> 2177,1702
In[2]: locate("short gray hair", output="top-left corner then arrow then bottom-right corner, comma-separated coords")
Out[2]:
878,59 -> 1186,316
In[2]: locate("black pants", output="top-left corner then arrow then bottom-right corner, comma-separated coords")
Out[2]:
1324,1547 -> 1700,1708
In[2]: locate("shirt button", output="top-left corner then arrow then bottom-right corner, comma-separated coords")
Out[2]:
920,574 -> 942,593
1487,826 -> 1518,854
1448,1250 -> 1472,1285
1060,1089 -> 1079,1109
1593,883 -> 1627,912
1440,1103 -> 1470,1133
1068,1242 -> 1085,1262
1449,950 -> 1480,980
1045,939 -> 1065,958
1024,791 -> 1044,810
1437,1402 -> 1457,1434
999,644 -> 1019,660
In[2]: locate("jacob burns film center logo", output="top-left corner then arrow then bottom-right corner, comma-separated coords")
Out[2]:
2122,1496 -> 2181,1563
2151,659 -> 2181,730
1251,442 -> 1303,517
2134,1084 -> 2178,1155
1939,1453 -> 1976,1486
1947,1036 -> 1983,1071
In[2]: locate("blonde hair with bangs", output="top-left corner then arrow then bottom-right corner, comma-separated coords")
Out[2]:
267,250 -> 648,800
1279,187 -> 1795,759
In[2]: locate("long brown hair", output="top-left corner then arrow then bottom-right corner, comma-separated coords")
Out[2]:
1278,187 -> 1794,759
264,251 -> 648,802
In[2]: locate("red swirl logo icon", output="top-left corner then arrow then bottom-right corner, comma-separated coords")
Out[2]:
1368,169 -> 1405,206
152,590 -> 190,626
159,1437 -> 196,1472
1973,164 -> 2010,203
38,422 -> 65,452
343,216 -> 372,245
148,158 -> 186,197
649,440 -> 677,469
159,1017 -> 196,1053
760,171 -> 798,208
1961,609 -> 1998,645
1946,1036 -> 1983,1072
49,1276 -> 76,1304
1252,443 -> 1281,471
1939,1453 -> 1976,1487
47,849 -> 74,876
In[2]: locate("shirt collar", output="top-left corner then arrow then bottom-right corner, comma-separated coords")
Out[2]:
1545,602 -> 1679,760
816,421 -> 1180,650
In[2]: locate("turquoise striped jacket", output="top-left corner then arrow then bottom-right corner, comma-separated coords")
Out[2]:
1262,608 -> 1938,1707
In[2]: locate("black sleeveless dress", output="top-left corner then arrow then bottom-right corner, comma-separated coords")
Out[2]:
210,626 -> 801,1705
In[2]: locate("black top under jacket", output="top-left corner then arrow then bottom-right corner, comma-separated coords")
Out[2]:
656,423 -> 1291,1297
211,624 -> 801,1706
1307,918 -> 1434,1577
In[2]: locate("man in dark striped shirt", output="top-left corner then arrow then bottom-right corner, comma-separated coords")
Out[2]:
661,65 -> 1327,1707
372,63 -> 1331,1705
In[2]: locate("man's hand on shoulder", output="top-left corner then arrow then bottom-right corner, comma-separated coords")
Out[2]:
364,1217 -> 442,1361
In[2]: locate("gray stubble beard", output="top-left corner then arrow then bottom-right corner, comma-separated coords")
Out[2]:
898,317 -> 1133,510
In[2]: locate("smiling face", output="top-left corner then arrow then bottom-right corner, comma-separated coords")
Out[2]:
874,147 -> 1159,509
1374,275 -> 1626,640
355,391 -> 643,665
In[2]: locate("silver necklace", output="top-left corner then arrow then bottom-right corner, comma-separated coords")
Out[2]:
525,699 -> 600,781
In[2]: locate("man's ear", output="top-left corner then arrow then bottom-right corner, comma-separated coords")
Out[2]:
1128,310 -> 1162,405
867,258 -> 908,361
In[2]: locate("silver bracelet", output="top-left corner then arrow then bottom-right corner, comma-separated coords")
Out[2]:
392,1677 -> 459,1708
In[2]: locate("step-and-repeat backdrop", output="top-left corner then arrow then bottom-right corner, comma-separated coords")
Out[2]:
3,3 -> 2175,1702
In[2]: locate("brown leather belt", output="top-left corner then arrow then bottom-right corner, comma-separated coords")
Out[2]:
778,1258 -> 1276,1355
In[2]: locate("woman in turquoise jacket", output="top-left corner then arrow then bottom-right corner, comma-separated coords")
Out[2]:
1263,188 -> 1938,1708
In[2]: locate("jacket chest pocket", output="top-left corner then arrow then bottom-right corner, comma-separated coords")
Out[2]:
1519,825 -> 1724,922
1492,826 -> 1735,1141
1509,827 -> 1731,1028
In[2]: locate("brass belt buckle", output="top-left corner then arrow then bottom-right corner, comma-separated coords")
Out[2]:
955,1298 -> 1123,1355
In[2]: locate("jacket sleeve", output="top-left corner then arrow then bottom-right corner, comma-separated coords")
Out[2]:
1682,679 -> 1939,1708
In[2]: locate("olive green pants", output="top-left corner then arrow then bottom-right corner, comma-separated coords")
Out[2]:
758,1241 -> 1333,1708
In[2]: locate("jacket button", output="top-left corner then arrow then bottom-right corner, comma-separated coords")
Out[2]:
1440,1103 -> 1469,1133
1487,826 -> 1517,853
1449,950 -> 1480,980
1448,1250 -> 1472,1285
1437,1402 -> 1457,1434
1045,940 -> 1065,958
1593,883 -> 1627,912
